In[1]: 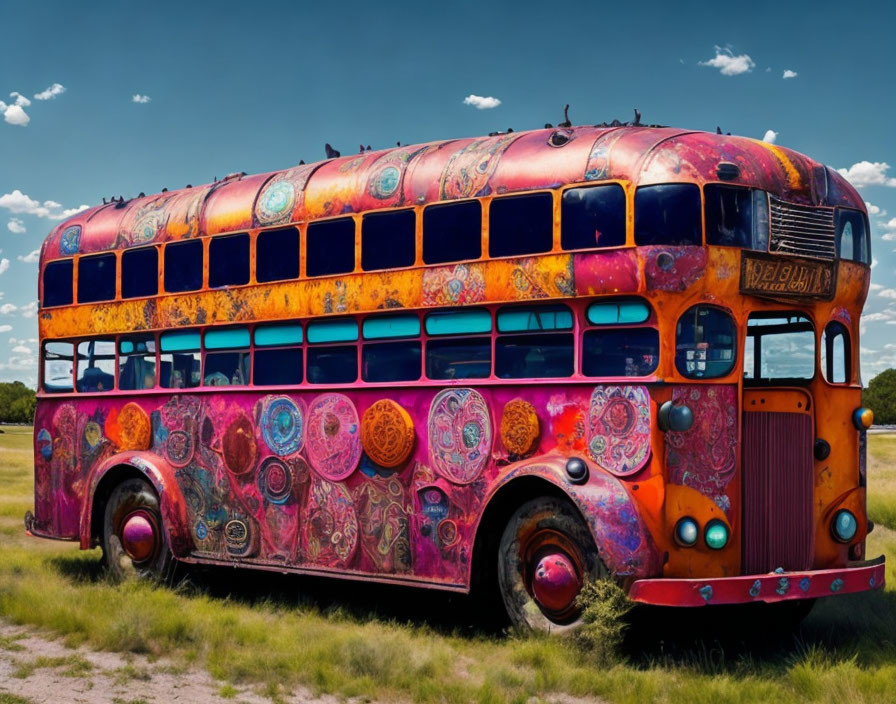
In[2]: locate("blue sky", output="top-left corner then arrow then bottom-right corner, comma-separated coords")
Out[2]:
1,0 -> 894,387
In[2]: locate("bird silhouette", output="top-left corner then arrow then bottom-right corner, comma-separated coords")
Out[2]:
633,109 -> 641,126
325,143 -> 341,159
716,126 -> 723,134
559,104 -> 571,128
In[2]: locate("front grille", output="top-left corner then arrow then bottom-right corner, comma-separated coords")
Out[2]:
742,411 -> 814,574
768,198 -> 836,260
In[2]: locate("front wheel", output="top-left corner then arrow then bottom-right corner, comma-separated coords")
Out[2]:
102,478 -> 174,582
498,496 -> 609,633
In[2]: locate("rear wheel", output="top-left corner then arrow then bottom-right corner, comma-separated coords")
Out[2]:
102,478 -> 173,582
498,496 -> 609,633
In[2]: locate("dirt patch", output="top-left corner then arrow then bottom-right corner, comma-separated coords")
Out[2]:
0,621 -> 340,704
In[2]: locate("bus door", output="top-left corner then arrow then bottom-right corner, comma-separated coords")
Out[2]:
741,313 -> 816,574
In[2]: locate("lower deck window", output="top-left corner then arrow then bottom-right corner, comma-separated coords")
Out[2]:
160,352 -> 201,388
362,341 -> 421,382
675,305 -> 736,379
254,348 -> 303,386
307,346 -> 357,384
204,351 -> 249,386
496,333 -> 574,378
426,337 -> 491,379
118,337 -> 156,390
76,340 -> 116,392
744,313 -> 815,384
43,342 -> 74,393
582,328 -> 659,377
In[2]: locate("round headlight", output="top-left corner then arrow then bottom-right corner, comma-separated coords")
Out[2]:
704,520 -> 729,550
674,517 -> 699,547
832,509 -> 858,543
853,407 -> 874,430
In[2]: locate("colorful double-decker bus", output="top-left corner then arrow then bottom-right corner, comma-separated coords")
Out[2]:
28,124 -> 883,631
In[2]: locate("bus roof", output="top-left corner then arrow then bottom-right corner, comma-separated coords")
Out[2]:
40,125 -> 864,263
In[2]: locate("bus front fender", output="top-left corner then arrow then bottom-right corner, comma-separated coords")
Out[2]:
482,455 -> 663,582
80,451 -> 192,557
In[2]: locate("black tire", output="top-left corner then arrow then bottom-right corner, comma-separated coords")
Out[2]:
498,496 -> 608,633
102,478 -> 174,582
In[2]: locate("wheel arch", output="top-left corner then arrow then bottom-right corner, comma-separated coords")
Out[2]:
80,452 -> 192,556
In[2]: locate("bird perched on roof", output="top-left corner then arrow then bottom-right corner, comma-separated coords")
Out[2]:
633,109 -> 641,126
325,143 -> 341,159
559,104 -> 571,128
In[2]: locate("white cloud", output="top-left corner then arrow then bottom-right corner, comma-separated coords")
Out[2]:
0,259 -> 8,275
879,288 -> 896,299
0,190 -> 89,220
34,83 -> 65,100
866,202 -> 886,217
762,129 -> 778,144
9,92 -> 30,108
782,69 -> 798,79
132,94 -> 151,104
871,257 -> 879,269
0,325 -> 11,333
881,218 -> 896,241
20,301 -> 37,318
7,218 -> 25,234
17,249 -> 39,263
10,345 -> 29,355
0,91 -> 32,126
836,161 -> 896,188
0,303 -> 17,315
699,47 -> 755,76
870,283 -> 883,290
463,94 -> 501,110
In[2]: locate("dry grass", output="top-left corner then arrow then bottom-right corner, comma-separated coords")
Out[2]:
0,427 -> 894,703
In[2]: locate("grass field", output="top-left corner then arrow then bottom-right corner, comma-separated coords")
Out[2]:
1,425 -> 895,703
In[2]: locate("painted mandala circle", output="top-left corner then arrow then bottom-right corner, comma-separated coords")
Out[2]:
59,225 -> 81,254
165,430 -> 194,468
360,399 -> 415,468
257,456 -> 294,505
116,402 -> 152,450
131,212 -> 161,244
428,388 -> 492,484
256,180 -> 296,224
306,394 -> 361,481
37,428 -> 53,461
260,396 -> 304,456
587,385 -> 651,476
369,166 -> 401,199
222,413 -> 258,476
500,398 -> 541,457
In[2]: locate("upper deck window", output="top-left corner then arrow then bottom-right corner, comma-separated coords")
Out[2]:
743,312 -> 815,385
78,253 -> 116,303
836,208 -> 870,264
209,233 -> 250,288
256,227 -> 300,283
495,304 -> 573,378
561,185 -> 626,250
164,240 -> 203,293
489,193 -> 553,258
635,184 -> 701,246
76,340 -> 116,392
423,200 -> 481,264
361,210 -> 416,271
42,341 -> 74,393
675,305 -> 736,379
43,259 -> 73,307
704,186 -> 769,251
118,336 -> 156,390
306,217 -> 355,277
822,321 -> 850,384
121,247 -> 158,299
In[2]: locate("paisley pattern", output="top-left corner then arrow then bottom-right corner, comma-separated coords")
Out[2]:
439,133 -> 519,199
354,476 -> 411,572
259,395 -> 304,456
305,394 -> 361,481
421,264 -> 486,306
428,388 -> 492,484
587,386 -> 651,476
301,476 -> 359,568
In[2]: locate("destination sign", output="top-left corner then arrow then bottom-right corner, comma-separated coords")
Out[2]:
740,252 -> 836,300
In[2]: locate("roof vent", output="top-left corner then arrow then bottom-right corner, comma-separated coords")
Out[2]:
716,162 -> 740,180
548,130 -> 572,148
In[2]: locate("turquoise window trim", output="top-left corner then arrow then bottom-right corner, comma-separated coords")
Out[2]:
425,309 -> 492,336
497,306 -> 573,333
307,319 -> 359,344
160,330 -> 200,352
587,300 -> 651,325
255,324 -> 304,347
363,315 -> 420,340
205,327 -> 251,350
119,341 -> 134,355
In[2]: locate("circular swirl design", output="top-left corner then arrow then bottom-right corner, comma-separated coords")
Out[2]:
500,398 -> 541,457
360,399 -> 415,468
165,429 -> 194,468
257,456 -> 294,505
224,519 -> 251,555
222,413 -> 257,476
116,402 -> 152,450
587,385 -> 651,476
428,388 -> 492,484
260,396 -> 304,456
59,225 -> 81,254
306,394 -> 361,481
368,166 -> 401,199
256,180 -> 296,225
130,212 -> 161,244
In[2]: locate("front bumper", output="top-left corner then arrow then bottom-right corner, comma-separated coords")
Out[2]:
628,556 -> 885,606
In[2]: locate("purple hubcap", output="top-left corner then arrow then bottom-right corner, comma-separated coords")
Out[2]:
121,512 -> 156,562
532,551 -> 582,614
